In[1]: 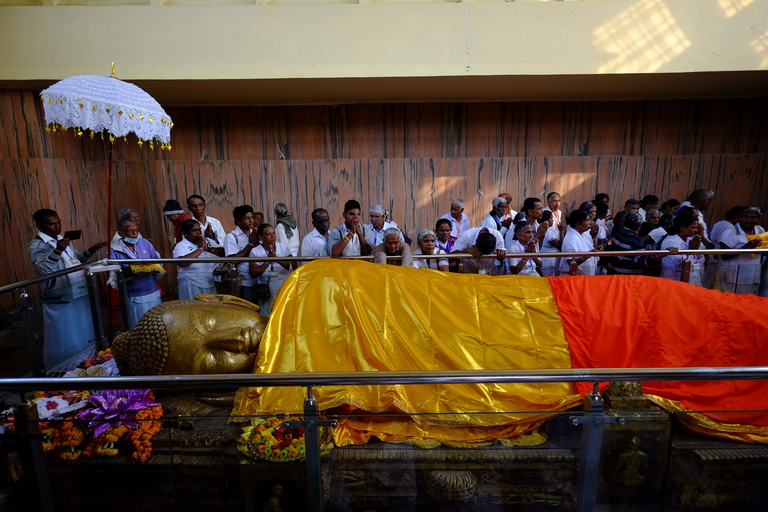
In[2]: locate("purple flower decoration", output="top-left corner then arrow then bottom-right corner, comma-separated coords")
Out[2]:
76,390 -> 160,437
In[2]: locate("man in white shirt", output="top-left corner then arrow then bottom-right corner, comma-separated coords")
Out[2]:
506,197 -> 548,250
328,200 -> 375,258
440,199 -> 471,238
27,209 -> 108,368
480,197 -> 513,238
453,226 -> 507,273
274,203 -> 301,257
299,208 -> 331,264
454,229 -> 505,275
543,192 -> 565,232
367,204 -> 403,246
187,194 -> 226,245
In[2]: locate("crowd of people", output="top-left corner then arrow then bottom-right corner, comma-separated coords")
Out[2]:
27,189 -> 766,367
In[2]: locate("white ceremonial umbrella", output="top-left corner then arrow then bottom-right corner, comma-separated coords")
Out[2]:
40,64 -> 173,237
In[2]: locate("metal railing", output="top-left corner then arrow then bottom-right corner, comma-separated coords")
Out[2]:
1,367 -> 768,512
3,247 -> 766,377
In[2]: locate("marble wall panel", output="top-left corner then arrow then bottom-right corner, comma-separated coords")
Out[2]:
2,91 -> 767,293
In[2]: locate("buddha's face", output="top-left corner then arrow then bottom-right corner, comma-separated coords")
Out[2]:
162,302 -> 267,375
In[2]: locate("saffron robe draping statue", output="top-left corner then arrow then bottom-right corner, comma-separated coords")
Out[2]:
233,260 -> 768,446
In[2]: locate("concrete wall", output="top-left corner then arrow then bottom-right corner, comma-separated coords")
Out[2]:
1,0 -> 767,104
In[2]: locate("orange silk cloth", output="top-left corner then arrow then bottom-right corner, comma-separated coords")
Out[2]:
550,275 -> 768,429
233,260 -> 582,445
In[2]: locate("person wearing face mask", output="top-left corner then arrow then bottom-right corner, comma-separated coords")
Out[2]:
109,219 -> 165,329
249,223 -> 293,315
412,229 -> 448,271
110,207 -> 147,247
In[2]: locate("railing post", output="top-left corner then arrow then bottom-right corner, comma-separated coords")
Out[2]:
229,266 -> 240,297
86,271 -> 107,351
285,387 -> 337,512
304,387 -> 323,511
114,267 -> 131,330
680,260 -> 692,283
15,400 -> 54,512
572,383 -> 624,512
18,289 -> 45,377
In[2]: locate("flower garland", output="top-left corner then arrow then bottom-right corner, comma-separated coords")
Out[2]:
238,417 -> 333,462
38,390 -> 163,463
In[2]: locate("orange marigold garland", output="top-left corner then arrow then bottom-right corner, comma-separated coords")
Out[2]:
40,390 -> 163,463
40,418 -> 87,461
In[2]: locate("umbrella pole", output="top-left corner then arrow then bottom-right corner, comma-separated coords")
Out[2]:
107,143 -> 113,344
108,144 -> 113,238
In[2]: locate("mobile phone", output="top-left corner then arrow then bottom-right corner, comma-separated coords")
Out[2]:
63,230 -> 82,240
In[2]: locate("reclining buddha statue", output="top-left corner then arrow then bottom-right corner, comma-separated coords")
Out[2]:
115,259 -> 768,445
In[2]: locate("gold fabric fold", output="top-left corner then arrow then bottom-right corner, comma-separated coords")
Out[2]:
646,394 -> 768,444
232,260 -> 582,444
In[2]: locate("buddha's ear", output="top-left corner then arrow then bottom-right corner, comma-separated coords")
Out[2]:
195,294 -> 262,313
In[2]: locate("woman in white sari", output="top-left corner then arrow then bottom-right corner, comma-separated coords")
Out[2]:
559,210 -> 599,276
506,221 -> 542,276
249,223 -> 293,315
412,229 -> 449,272
660,207 -> 704,286
718,206 -> 764,295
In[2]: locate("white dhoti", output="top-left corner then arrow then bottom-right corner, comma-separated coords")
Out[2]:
42,295 -> 95,368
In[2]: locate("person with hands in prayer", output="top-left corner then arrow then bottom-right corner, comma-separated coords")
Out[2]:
249,223 -> 293,315
173,219 -> 222,300
328,200 -> 374,258
506,221 -> 542,276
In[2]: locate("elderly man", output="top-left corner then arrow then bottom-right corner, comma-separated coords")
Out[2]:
27,209 -> 108,368
480,197 -> 513,238
274,203 -> 300,257
163,199 -> 193,243
111,207 -> 141,245
299,208 -> 331,263
453,226 -> 506,274
373,228 -> 414,267
368,204 -> 404,246
187,194 -> 226,245
328,200 -> 374,258
440,199 -> 471,238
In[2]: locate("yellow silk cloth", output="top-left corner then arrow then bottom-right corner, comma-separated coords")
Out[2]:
232,260 -> 582,445
646,395 -> 768,444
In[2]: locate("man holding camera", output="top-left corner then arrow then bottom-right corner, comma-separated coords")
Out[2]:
27,209 -> 107,368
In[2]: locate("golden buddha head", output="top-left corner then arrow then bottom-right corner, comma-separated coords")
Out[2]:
112,295 -> 267,375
